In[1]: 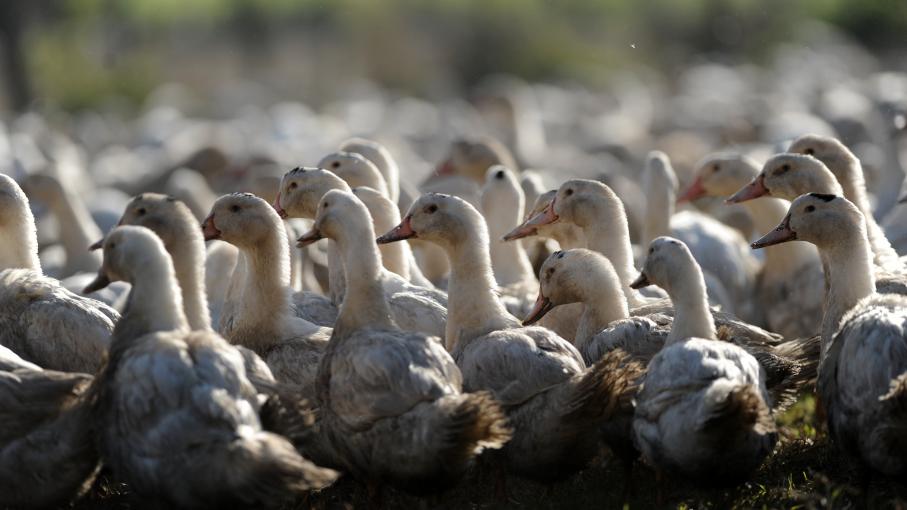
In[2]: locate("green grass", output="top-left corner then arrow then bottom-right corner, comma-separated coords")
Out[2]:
69,394 -> 907,509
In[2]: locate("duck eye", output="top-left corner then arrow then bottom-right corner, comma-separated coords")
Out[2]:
136,208 -> 146,216
648,247 -> 654,254
713,164 -> 720,172
805,205 -> 815,213
547,267 -> 556,276
230,205 -> 240,213
425,204 -> 438,214
289,182 -> 298,190
323,202 -> 330,208
495,170 -> 505,180
109,242 -> 116,249
331,161 -> 340,169
805,148 -> 814,155
565,189 -> 574,196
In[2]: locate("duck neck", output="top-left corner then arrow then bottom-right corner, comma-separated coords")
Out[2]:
0,214 -> 41,272
120,256 -> 188,339
48,186 -> 102,265
445,226 -> 516,352
551,227 -> 585,250
370,209 -> 410,280
665,265 -> 716,344
576,202 -> 645,307
327,240 -> 347,305
333,220 -> 395,337
169,236 -> 212,331
643,180 -> 674,248
575,280 -> 629,347
488,236 -> 534,287
740,197 -> 817,280
234,229 -> 294,348
820,229 -> 876,350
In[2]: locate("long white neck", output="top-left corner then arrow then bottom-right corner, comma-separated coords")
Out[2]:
232,227 -> 296,350
574,276 -> 629,349
575,201 -> 646,307
488,236 -> 534,287
642,178 -> 674,249
819,227 -> 876,355
121,255 -> 189,337
367,205 -> 410,280
444,224 -> 517,352
0,213 -> 41,272
169,237 -> 212,331
327,240 -> 346,305
47,186 -> 102,271
664,262 -> 717,344
740,197 -> 818,281
332,218 -> 395,338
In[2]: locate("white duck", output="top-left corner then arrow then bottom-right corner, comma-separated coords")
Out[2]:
84,225 -> 337,508
295,189 -> 447,339
296,189 -> 509,492
480,166 -> 537,316
0,174 -> 117,372
680,153 -> 825,338
642,151 -> 760,320
377,192 -> 643,481
502,190 -> 586,341
273,167 -> 447,310
339,137 -> 401,204
0,346 -> 98,509
752,193 -> 907,475
350,185 -> 435,288
202,193 -> 331,392
788,134 -> 905,273
524,248 -> 817,412
728,153 -> 907,294
316,151 -> 390,198
631,237 -> 777,485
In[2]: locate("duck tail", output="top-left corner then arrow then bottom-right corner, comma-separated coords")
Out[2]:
701,382 -> 776,437
215,431 -> 338,507
436,391 -> 513,465
563,349 -> 645,427
752,335 -> 821,413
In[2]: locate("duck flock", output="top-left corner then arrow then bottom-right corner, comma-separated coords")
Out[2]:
1,59 -> 907,508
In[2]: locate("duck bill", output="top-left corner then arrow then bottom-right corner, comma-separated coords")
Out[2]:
677,177 -> 707,204
726,174 -> 769,204
88,238 -> 104,251
376,215 -> 416,244
502,222 -> 538,242
83,272 -> 111,294
272,191 -> 289,219
511,200 -> 559,239
751,216 -> 797,249
201,214 -> 222,241
296,228 -> 324,248
522,292 -> 554,326
629,272 -> 651,289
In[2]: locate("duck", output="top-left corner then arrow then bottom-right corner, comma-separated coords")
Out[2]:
295,189 -> 510,493
630,237 -> 778,485
788,134 -> 905,273
0,345 -> 99,509
479,166 -> 537,316
0,174 -> 117,372
202,193 -> 331,391
679,153 -> 825,338
294,187 -> 446,338
94,192 -> 277,389
204,239 -> 239,327
377,192 -> 644,482
83,225 -> 337,508
502,190 -> 586,341
339,137 -> 401,204
752,193 -> 907,475
524,248 -> 818,412
642,151 -> 760,319
274,167 -> 448,310
350,185 -> 435,288
728,153 -> 907,294
433,136 -> 519,184
21,172 -> 103,277
316,151 -> 390,198
729,151 -> 904,276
